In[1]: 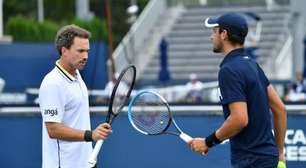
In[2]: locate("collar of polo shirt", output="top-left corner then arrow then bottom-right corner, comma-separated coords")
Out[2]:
55,60 -> 77,82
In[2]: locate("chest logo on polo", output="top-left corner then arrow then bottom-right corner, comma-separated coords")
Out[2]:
243,56 -> 250,59
44,109 -> 58,116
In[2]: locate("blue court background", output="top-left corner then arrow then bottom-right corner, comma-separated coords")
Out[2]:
0,113 -> 305,168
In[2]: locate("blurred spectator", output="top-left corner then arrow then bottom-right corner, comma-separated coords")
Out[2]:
95,74 -> 117,103
159,37 -> 171,83
243,12 -> 261,60
95,73 -> 129,103
285,72 -> 306,101
245,27 -> 258,47
183,73 -> 204,102
245,26 -> 259,60
104,79 -> 117,98
0,77 -> 5,93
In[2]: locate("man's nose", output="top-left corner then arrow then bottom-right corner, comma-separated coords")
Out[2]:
83,53 -> 88,60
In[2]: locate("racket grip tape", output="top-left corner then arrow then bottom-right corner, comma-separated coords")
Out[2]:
88,140 -> 104,167
179,132 -> 193,143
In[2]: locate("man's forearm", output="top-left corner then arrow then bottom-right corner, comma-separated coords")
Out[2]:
216,102 -> 248,141
45,122 -> 86,141
216,113 -> 246,141
267,85 -> 287,157
272,108 -> 287,155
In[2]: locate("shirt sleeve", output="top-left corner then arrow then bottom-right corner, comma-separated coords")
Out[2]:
257,64 -> 270,87
218,66 -> 247,105
39,81 -> 65,123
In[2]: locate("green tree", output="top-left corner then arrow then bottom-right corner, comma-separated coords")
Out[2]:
44,0 -> 75,22
6,15 -> 59,42
6,16 -> 40,41
3,0 -> 36,24
72,17 -> 108,41
90,0 -> 149,47
3,0 -> 149,43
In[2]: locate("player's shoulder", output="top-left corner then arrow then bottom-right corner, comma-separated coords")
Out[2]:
40,68 -> 63,88
220,62 -> 238,74
223,55 -> 254,71
219,60 -> 248,79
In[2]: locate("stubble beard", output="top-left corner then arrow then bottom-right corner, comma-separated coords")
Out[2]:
77,63 -> 86,70
76,60 -> 87,70
213,46 -> 222,53
212,42 -> 223,53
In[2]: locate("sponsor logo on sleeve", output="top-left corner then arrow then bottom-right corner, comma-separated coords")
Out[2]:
44,109 -> 58,116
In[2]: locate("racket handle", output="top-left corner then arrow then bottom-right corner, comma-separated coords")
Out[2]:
179,132 -> 193,143
88,140 -> 104,167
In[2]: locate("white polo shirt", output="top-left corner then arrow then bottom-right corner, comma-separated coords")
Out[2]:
39,61 -> 92,168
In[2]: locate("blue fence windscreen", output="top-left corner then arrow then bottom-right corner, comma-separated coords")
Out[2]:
0,42 -> 108,92
0,113 -> 305,168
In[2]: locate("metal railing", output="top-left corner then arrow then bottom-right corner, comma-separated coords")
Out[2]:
265,9 -> 292,80
110,0 -> 167,74
2,104 -> 306,114
167,0 -> 289,6
274,34 -> 293,79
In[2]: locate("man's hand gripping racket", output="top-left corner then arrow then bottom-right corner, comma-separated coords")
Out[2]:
88,65 -> 136,167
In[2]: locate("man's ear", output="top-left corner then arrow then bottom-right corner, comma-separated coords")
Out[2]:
61,47 -> 68,55
221,30 -> 228,40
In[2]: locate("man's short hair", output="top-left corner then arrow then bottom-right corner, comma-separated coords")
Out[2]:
218,26 -> 246,45
55,24 -> 91,55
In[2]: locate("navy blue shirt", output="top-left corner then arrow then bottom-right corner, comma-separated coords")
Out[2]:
218,48 -> 278,163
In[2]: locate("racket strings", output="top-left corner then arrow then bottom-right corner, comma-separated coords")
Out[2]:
112,67 -> 135,114
130,93 -> 170,134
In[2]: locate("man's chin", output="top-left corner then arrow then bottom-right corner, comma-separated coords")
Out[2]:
213,49 -> 221,53
77,65 -> 86,70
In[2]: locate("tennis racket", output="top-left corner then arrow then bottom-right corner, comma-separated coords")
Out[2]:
88,65 -> 136,167
127,90 -> 193,143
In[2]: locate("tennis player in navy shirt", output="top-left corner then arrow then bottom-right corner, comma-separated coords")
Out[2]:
188,12 -> 287,168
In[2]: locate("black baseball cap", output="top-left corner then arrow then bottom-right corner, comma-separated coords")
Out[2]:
204,12 -> 248,38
